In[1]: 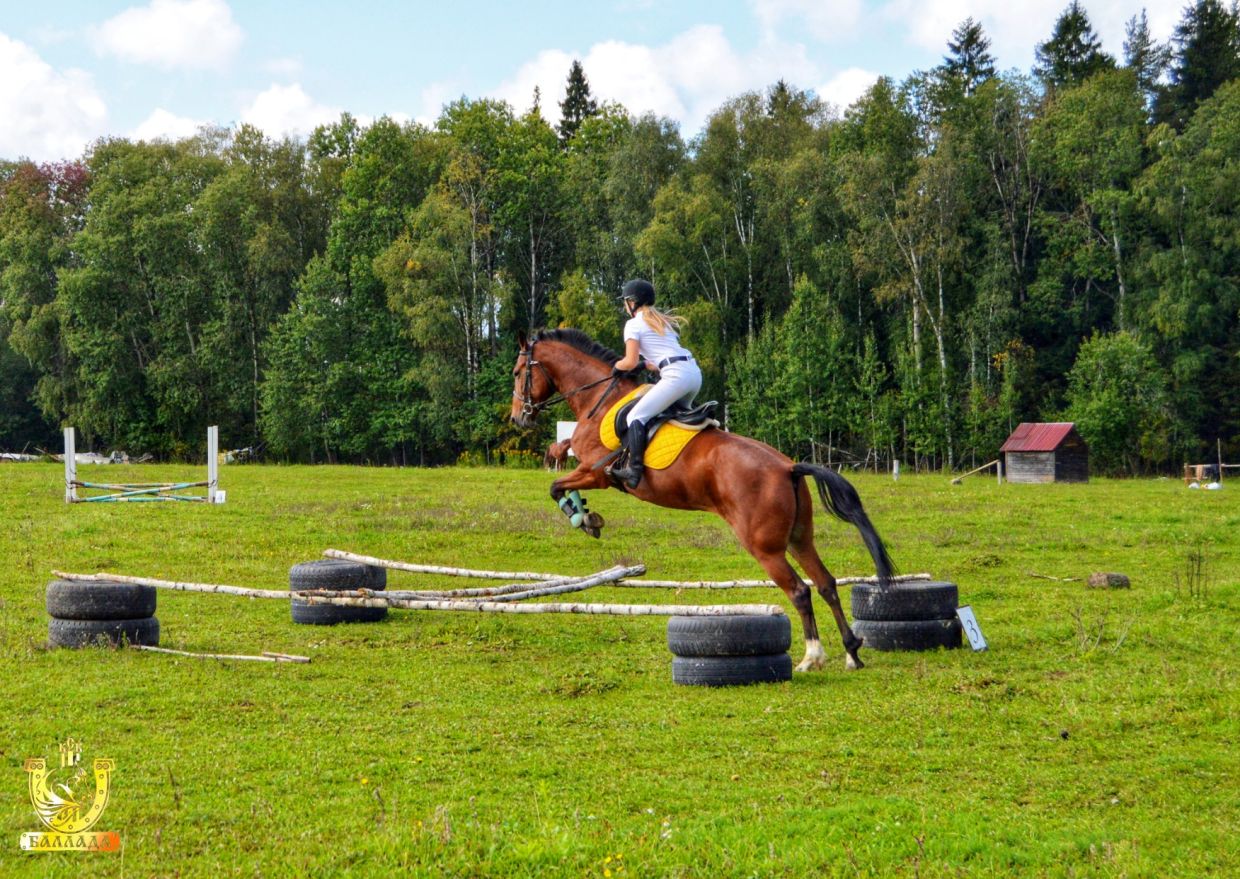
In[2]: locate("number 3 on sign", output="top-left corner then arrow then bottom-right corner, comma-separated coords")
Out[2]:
956,605 -> 988,651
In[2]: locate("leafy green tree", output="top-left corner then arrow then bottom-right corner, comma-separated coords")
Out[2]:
0,161 -> 90,431
558,60 -> 598,146
195,126 -> 319,443
545,268 -> 621,349
1031,69 -> 1147,329
496,107 -> 567,333
1124,9 -> 1171,114
55,138 -> 224,453
1064,331 -> 1171,472
942,17 -> 997,97
1034,1 -> 1116,92
1155,0 -> 1240,129
1136,80 -> 1240,457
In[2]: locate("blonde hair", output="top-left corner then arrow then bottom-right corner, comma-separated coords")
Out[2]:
637,304 -> 685,336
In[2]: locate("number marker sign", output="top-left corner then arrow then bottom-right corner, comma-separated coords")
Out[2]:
956,605 -> 988,651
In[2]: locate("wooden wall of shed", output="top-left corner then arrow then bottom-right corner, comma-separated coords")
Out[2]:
1054,447 -> 1089,482
1005,451 -> 1056,483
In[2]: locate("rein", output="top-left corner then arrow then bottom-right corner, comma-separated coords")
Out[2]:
516,339 -> 624,420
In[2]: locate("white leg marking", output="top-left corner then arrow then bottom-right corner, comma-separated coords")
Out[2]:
795,638 -> 826,672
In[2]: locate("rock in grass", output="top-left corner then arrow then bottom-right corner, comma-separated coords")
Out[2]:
1087,572 -> 1130,589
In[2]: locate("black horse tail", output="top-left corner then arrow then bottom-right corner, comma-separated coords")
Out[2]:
792,463 -> 895,589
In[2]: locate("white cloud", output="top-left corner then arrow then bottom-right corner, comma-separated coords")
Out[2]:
131,108 -> 204,141
881,0 -> 1178,69
817,67 -> 881,113
491,25 -> 823,136
0,32 -> 107,161
240,83 -> 340,137
749,0 -> 865,42
95,0 -> 242,70
415,81 -> 467,127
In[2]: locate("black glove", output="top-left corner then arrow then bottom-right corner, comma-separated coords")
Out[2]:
612,365 -> 635,378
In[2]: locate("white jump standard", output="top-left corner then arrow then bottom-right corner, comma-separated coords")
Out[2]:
63,426 -> 220,503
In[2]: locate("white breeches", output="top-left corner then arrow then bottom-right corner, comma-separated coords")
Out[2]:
627,363 -> 703,426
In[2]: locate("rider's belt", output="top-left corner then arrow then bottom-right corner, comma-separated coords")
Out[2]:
658,356 -> 693,369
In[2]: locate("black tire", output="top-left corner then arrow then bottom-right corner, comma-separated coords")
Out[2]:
671,653 -> 793,687
667,614 -> 791,657
48,616 -> 160,649
289,559 -> 387,625
852,618 -> 962,651
46,579 -> 156,621
850,580 -> 958,621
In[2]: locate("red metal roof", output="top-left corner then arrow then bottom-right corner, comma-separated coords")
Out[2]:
1000,422 -> 1077,453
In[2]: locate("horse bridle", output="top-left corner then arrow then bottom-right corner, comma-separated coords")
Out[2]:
515,339 -> 625,420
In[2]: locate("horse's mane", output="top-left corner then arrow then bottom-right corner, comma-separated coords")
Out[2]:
531,328 -> 621,366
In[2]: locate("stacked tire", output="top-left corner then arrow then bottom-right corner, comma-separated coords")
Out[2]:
667,614 -> 792,686
46,580 -> 160,648
289,559 -> 388,625
850,580 -> 961,651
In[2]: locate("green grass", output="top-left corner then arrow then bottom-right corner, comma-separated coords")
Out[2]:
0,463 -> 1236,877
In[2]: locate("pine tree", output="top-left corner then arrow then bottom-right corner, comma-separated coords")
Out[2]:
942,17 -> 996,96
1155,0 -> 1240,129
1034,1 -> 1116,91
558,60 -> 598,146
1124,9 -> 1171,112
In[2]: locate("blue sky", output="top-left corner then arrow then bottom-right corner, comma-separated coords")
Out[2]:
1,1 -> 1179,161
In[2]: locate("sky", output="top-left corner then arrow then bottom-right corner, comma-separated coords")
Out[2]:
0,0 -> 1181,162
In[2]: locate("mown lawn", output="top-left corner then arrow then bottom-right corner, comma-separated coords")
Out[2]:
0,462 -> 1236,877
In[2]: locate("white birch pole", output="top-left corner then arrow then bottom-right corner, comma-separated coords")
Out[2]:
64,427 -> 77,503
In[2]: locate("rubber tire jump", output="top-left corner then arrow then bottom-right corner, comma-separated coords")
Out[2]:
671,653 -> 793,686
666,614 -> 791,657
849,580 -> 958,622
289,559 -> 387,625
46,579 -> 157,620
851,618 -> 962,651
48,616 -> 160,649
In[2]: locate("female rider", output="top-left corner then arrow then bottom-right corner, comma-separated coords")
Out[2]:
609,279 -> 702,488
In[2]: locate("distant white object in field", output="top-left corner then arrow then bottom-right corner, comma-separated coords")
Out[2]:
1206,482 -> 1222,490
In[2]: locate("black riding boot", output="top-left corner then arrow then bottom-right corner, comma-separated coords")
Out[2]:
611,422 -> 649,489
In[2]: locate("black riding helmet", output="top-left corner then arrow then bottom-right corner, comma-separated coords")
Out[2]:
619,279 -> 655,308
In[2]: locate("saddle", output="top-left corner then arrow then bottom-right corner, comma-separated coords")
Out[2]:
598,386 -> 719,474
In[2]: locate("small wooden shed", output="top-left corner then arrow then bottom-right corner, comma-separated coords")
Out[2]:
1000,422 -> 1089,483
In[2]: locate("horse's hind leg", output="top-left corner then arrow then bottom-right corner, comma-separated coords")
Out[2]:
750,549 -> 826,672
788,508 -> 864,671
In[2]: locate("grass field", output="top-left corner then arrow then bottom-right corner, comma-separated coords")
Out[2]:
0,462 -> 1236,877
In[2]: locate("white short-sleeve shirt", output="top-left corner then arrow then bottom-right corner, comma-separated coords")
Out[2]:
623,313 -> 692,365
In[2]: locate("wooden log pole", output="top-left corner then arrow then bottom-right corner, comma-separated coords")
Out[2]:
297,593 -> 786,617
131,645 -> 309,663
325,549 -> 929,590
53,570 -> 291,599
608,573 -> 933,589
323,549 -> 570,582
951,459 -> 1000,484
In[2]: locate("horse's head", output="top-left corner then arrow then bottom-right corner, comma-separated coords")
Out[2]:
511,331 -> 555,428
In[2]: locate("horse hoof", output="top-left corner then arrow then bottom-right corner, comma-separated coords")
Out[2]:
844,653 -> 864,671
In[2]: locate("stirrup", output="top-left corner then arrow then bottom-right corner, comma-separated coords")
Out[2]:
610,464 -> 643,488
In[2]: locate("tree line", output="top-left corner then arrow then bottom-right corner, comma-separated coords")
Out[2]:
2,1 -> 1238,474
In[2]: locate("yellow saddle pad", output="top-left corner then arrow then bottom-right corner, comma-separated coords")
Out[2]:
599,386 -> 714,470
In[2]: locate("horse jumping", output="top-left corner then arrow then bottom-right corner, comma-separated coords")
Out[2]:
511,328 -> 894,671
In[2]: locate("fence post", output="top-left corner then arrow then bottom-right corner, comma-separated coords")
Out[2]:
207,426 -> 219,503
64,427 -> 77,503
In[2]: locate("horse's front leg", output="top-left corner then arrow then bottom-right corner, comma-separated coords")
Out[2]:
550,465 -> 612,538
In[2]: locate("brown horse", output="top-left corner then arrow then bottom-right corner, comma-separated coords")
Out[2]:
510,328 -> 894,671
